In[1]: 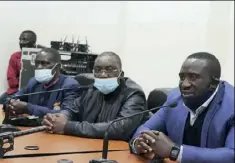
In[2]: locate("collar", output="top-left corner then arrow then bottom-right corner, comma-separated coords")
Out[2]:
184,85 -> 219,115
44,77 -> 59,89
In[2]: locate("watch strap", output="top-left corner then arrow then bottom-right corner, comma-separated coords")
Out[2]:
169,144 -> 181,161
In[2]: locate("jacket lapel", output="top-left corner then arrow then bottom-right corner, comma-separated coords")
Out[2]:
200,82 -> 225,147
177,102 -> 189,144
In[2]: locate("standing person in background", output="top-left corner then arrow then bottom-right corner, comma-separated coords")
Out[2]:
0,30 -> 37,104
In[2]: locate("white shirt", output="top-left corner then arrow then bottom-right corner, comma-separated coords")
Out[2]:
177,85 -> 219,162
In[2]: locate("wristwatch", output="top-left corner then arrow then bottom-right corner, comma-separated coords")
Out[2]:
129,138 -> 138,154
169,144 -> 181,161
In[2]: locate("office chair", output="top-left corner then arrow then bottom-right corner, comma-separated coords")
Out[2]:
74,73 -> 94,86
147,88 -> 171,113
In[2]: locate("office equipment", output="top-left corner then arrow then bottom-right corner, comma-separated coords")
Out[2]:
51,36 -> 89,53
59,51 -> 97,77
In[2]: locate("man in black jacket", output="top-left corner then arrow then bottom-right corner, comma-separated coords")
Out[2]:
42,51 -> 147,141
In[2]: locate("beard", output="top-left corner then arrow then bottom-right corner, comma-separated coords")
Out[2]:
183,89 -> 215,111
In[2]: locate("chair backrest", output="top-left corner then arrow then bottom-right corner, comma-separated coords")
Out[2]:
74,73 -> 94,86
147,88 -> 171,113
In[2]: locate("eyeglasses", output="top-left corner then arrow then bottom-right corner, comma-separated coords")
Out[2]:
93,67 -> 120,77
93,67 -> 119,74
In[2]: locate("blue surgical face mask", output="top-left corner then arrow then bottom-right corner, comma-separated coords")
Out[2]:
94,77 -> 120,95
34,64 -> 57,84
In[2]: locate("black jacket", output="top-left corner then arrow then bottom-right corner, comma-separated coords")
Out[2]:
61,78 -> 147,141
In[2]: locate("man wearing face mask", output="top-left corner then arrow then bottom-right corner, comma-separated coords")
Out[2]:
130,52 -> 234,163
42,51 -> 147,141
7,48 -> 79,118
0,30 -> 37,104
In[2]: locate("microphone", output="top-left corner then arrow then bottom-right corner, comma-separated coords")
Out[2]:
12,125 -> 46,137
89,102 -> 178,163
10,85 -> 89,100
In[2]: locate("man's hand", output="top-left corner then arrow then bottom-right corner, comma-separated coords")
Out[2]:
51,113 -> 68,134
42,113 -> 57,131
133,133 -> 155,159
8,99 -> 28,115
42,113 -> 68,134
141,130 -> 174,158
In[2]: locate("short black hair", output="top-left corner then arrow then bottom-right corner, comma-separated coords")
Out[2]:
187,52 -> 221,78
21,30 -> 37,43
39,48 -> 61,63
99,51 -> 122,69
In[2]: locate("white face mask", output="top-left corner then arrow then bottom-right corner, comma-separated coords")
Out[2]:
94,77 -> 119,94
34,64 -> 57,84
93,71 -> 122,94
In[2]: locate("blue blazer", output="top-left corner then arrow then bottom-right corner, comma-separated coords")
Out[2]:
15,75 -> 79,117
132,81 -> 234,163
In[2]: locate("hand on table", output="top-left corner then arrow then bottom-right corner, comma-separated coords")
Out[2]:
8,99 -> 28,115
133,131 -> 155,159
42,113 -> 68,134
141,130 -> 175,158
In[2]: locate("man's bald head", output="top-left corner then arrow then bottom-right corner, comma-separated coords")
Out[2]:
95,51 -> 122,69
93,51 -> 122,78
37,48 -> 61,64
35,48 -> 61,70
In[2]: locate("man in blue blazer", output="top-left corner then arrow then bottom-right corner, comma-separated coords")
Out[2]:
130,52 -> 234,163
7,48 -> 79,118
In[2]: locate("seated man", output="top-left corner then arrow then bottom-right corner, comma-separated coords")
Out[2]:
7,48 -> 79,118
42,51 -> 147,141
130,52 -> 234,163
0,30 -> 37,104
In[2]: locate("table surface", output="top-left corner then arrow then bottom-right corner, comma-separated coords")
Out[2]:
8,132 -> 130,156
0,106 -> 175,163
0,110 -> 129,156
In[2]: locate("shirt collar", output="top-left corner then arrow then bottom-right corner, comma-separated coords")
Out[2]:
184,85 -> 219,115
44,77 -> 59,89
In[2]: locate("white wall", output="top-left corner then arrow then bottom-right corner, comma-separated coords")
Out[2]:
0,1 -> 233,96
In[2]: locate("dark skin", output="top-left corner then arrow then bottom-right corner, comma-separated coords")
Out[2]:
179,58 -> 214,104
8,51 -> 61,116
19,32 -> 36,49
93,55 -> 122,79
134,58 -> 218,158
42,54 -> 123,134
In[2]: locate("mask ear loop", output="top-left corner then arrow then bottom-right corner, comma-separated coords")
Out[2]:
118,70 -> 122,78
51,63 -> 60,77
117,70 -> 123,84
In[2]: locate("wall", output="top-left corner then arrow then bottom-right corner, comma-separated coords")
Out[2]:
0,1 -> 233,96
